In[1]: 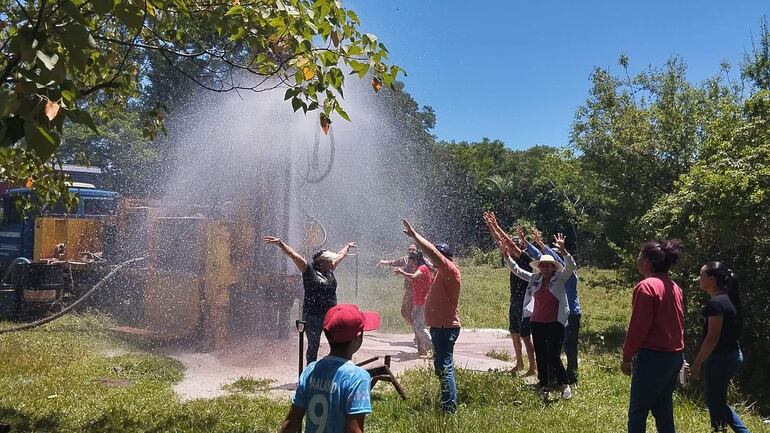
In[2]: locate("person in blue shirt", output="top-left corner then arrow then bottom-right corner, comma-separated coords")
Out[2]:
278,304 -> 381,433
519,226 -> 582,386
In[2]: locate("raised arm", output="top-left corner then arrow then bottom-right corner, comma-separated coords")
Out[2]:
484,211 -> 522,258
333,242 -> 357,269
264,236 -> 308,273
394,267 -> 424,280
553,233 -> 576,282
401,219 -> 446,269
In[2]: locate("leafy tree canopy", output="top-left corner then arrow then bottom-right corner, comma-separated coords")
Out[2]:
0,0 -> 402,205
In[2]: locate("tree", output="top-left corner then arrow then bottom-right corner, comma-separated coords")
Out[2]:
0,0 -> 402,204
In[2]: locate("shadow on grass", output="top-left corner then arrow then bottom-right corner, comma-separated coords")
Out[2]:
581,323 -> 627,354
0,407 -> 62,433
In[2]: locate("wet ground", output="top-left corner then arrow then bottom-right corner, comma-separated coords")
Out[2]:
167,328 -> 519,400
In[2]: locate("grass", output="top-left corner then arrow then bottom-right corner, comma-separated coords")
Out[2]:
485,349 -> 513,362
222,377 -> 275,394
0,265 -> 768,432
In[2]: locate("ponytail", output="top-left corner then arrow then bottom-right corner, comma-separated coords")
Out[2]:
704,261 -> 743,331
640,239 -> 684,273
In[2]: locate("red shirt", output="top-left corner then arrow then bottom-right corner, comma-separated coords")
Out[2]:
622,274 -> 685,362
411,265 -> 432,306
424,255 -> 461,328
531,280 -> 559,323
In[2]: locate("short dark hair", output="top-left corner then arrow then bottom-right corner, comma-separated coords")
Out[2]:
640,239 -> 684,273
325,331 -> 362,351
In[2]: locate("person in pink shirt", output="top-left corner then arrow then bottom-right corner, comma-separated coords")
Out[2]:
394,250 -> 433,356
622,240 -> 685,433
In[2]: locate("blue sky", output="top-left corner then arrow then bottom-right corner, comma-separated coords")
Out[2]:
346,1 -> 769,149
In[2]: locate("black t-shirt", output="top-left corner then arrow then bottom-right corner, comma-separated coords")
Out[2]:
302,262 -> 337,316
700,293 -> 740,354
509,254 -> 531,304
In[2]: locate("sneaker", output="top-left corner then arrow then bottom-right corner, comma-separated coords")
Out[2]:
560,384 -> 573,400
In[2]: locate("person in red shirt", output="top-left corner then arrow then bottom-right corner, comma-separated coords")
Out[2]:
394,250 -> 433,356
621,240 -> 685,433
401,219 -> 461,413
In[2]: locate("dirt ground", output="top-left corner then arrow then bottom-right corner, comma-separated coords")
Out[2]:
167,328 -> 519,401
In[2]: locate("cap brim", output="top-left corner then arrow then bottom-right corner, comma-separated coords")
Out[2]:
361,311 -> 381,332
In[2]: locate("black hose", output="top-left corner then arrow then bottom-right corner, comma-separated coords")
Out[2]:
0,257 -> 146,334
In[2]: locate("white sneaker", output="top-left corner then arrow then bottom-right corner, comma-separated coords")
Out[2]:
560,384 -> 573,400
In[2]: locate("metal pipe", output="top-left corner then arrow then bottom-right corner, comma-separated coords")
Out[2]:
1,257 -> 31,284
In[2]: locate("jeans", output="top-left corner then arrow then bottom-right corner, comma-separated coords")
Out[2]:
303,313 -> 325,365
530,321 -> 568,388
703,350 -> 750,433
430,327 -> 460,413
412,305 -> 432,352
564,313 -> 581,384
628,349 -> 684,433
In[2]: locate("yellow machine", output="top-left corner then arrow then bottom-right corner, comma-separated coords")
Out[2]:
112,199 -> 297,351
33,217 -> 105,262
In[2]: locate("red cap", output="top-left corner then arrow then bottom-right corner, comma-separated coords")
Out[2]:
323,304 -> 381,343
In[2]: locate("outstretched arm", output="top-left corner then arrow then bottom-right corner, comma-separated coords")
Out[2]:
394,267 -> 424,280
264,236 -> 308,273
484,211 -> 522,258
333,242 -> 357,269
401,219 -> 446,269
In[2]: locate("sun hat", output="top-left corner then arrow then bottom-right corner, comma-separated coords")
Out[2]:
323,304 -> 381,343
312,249 -> 339,263
529,254 -> 564,273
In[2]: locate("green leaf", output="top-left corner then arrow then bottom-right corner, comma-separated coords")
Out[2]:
61,0 -> 85,23
24,120 -> 60,160
291,96 -> 305,112
0,92 -> 21,117
229,27 -> 246,41
335,105 -> 351,121
0,117 -> 25,147
91,0 -> 114,14
65,109 -> 99,134
225,5 -> 244,16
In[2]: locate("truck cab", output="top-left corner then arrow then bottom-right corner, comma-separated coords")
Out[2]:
0,186 -> 119,272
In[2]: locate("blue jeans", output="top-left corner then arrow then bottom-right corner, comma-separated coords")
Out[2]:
628,349 -> 684,433
430,327 -> 460,413
703,350 -> 750,433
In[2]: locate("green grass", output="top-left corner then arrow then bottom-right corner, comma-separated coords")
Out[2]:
485,349 -> 513,362
0,266 -> 768,432
222,377 -> 275,394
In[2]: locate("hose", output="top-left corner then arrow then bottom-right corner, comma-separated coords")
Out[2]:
0,257 -> 146,334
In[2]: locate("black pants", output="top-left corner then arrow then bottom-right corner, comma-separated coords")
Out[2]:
530,321 -> 567,388
563,313 -> 581,384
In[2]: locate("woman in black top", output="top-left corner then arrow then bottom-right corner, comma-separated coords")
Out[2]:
263,236 -> 357,364
690,261 -> 750,433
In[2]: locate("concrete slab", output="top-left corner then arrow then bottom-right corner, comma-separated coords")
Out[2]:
168,328 -> 517,401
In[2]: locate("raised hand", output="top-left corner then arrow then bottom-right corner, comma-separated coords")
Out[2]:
263,236 -> 282,245
532,227 -> 545,247
402,219 -> 417,238
515,225 -> 526,242
553,233 -> 566,252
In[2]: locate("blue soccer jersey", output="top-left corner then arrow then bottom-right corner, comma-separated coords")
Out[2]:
292,356 -> 372,433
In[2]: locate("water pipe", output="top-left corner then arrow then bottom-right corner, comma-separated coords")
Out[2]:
0,257 -> 146,334
1,257 -> 31,284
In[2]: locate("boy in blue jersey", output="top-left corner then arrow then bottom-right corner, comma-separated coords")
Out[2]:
278,304 -> 381,433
